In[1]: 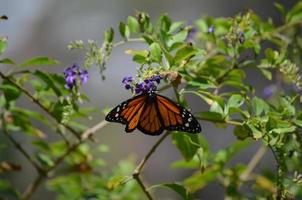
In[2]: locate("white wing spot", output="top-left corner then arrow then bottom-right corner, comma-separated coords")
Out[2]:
115,113 -> 119,117
185,123 -> 189,127
188,118 -> 192,122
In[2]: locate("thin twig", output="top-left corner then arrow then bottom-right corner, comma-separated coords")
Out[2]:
133,131 -> 170,174
113,38 -> 144,48
133,173 -> 153,200
240,145 -> 267,182
21,174 -> 44,200
20,120 -> 109,199
0,71 -> 83,141
131,131 -> 170,200
0,114 -> 44,174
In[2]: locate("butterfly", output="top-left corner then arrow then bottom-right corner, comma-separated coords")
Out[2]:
105,88 -> 201,136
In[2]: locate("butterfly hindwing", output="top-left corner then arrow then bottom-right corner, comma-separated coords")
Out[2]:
156,94 -> 201,133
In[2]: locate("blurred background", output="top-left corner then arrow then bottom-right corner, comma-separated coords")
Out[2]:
0,0 -> 296,199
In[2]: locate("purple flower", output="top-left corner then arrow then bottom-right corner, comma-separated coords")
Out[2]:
63,63 -> 89,90
152,75 -> 162,84
79,69 -> 89,84
238,32 -> 245,44
135,83 -> 144,94
122,76 -> 134,90
122,76 -> 133,84
125,84 -> 132,90
208,26 -> 215,34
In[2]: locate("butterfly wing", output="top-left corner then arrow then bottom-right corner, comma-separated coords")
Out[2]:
156,94 -> 201,133
105,94 -> 147,132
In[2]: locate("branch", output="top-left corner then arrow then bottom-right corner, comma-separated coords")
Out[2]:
0,114 -> 44,174
21,174 -> 44,200
133,131 -> 170,174
131,131 -> 170,200
0,71 -> 82,141
113,38 -> 144,48
133,173 -> 153,200
240,145 -> 267,181
20,120 -> 109,199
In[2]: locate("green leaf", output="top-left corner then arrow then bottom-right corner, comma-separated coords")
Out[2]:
149,183 -> 193,200
0,81 -> 21,101
172,132 -> 200,161
36,153 -> 54,167
269,126 -> 296,134
0,37 -> 7,55
19,56 -> 59,67
286,1 -> 302,23
196,111 -> 224,122
149,42 -> 162,62
234,125 -> 251,140
184,165 -> 220,192
33,70 -> 62,96
225,94 -> 244,115
214,140 -> 251,165
119,22 -> 130,41
107,175 -> 129,190
174,46 -> 197,64
0,180 -> 20,198
252,97 -> 270,116
246,123 -> 263,140
274,2 -> 286,18
168,21 -> 184,34
0,58 -> 16,65
260,69 -> 272,80
127,16 -> 140,33
104,27 -> 114,43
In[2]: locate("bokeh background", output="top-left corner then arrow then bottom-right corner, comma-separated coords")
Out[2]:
0,0 -> 296,199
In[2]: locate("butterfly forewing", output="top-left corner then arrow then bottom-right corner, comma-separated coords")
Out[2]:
105,95 -> 146,126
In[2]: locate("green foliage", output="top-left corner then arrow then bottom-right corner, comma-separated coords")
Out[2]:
0,1 -> 302,200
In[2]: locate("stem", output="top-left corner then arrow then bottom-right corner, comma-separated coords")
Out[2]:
113,38 -> 144,48
0,71 -> 82,141
21,174 -> 44,200
132,131 -> 170,200
240,145 -> 267,182
268,145 -> 286,200
0,114 -> 44,174
20,120 -> 109,199
133,131 -> 170,174
133,174 -> 153,200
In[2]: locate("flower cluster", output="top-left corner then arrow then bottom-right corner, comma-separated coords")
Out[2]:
122,75 -> 162,95
64,64 -> 89,89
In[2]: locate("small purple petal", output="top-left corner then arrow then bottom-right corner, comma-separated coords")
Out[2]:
152,75 -> 162,84
208,26 -> 215,34
79,69 -> 89,84
135,87 -> 142,94
125,84 -> 132,90
122,76 -> 133,84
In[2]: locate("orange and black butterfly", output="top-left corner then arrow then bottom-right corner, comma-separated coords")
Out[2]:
105,88 -> 201,136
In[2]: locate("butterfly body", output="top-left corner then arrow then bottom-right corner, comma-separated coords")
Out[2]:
105,90 -> 201,136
